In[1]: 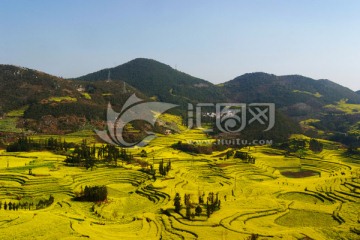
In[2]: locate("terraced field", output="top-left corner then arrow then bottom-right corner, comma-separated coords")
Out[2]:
0,133 -> 359,239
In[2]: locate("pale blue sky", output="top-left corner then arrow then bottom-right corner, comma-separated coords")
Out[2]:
0,0 -> 360,90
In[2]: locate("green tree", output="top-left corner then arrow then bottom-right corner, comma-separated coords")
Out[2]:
140,149 -> 147,157
186,205 -> 191,219
174,193 -> 181,213
195,205 -> 202,216
206,200 -> 211,218
248,233 -> 259,240
309,139 -> 323,153
159,159 -> 167,176
82,185 -> 108,202
166,160 -> 171,173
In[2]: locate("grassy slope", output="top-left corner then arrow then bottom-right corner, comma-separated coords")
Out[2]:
325,99 -> 360,114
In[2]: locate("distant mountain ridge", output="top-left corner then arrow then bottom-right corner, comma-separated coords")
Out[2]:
1,59 -> 360,139
223,72 -> 360,104
222,72 -> 360,118
77,60 -> 360,111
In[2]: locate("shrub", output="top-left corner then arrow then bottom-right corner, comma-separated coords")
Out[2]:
80,185 -> 108,202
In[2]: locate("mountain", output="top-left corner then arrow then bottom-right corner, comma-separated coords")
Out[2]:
77,61 -> 360,116
222,72 -> 360,118
357,90 -> 360,95
221,72 -> 360,142
76,58 -> 226,107
1,61 -> 358,143
0,65 -> 75,113
0,65 -> 147,134
75,60 -> 305,142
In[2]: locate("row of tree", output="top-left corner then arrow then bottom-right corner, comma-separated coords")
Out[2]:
6,137 -> 73,152
65,140 -> 133,169
159,159 -> 171,176
172,141 -> 213,154
276,138 -> 324,158
36,195 -> 55,209
204,192 -> 221,218
76,185 -> 108,202
0,201 -> 22,210
234,151 -> 255,163
0,195 -> 54,211
173,192 -> 221,220
6,137 -> 135,169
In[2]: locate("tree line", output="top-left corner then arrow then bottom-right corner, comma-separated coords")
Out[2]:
234,151 -> 256,163
158,159 -> 171,176
75,185 -> 108,202
6,136 -> 73,152
0,195 -> 54,211
65,140 -> 133,169
6,136 -> 137,170
275,138 -> 324,158
173,191 -> 221,220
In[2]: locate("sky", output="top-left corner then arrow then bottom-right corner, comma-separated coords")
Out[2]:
0,0 -> 360,91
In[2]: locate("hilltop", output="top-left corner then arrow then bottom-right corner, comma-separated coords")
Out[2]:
75,58 -> 226,106
222,72 -> 360,117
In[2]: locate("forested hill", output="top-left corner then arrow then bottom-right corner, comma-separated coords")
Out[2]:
0,65 -> 82,114
222,72 -> 360,117
0,64 -> 146,134
223,72 -> 360,105
75,58 -> 226,105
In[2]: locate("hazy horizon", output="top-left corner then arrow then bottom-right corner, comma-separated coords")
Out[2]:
1,0 -> 360,91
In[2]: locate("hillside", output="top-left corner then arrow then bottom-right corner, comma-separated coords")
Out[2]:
0,65 -> 147,134
0,65 -> 82,114
222,72 -> 360,117
75,58 -> 226,107
76,62 -> 303,141
1,62 -> 359,144
223,72 -> 360,105
357,90 -> 360,94
221,73 -> 360,142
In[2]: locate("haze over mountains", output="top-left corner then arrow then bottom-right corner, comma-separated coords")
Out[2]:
1,58 -> 360,142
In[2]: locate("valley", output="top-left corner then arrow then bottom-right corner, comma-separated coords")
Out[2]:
0,128 -> 359,239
